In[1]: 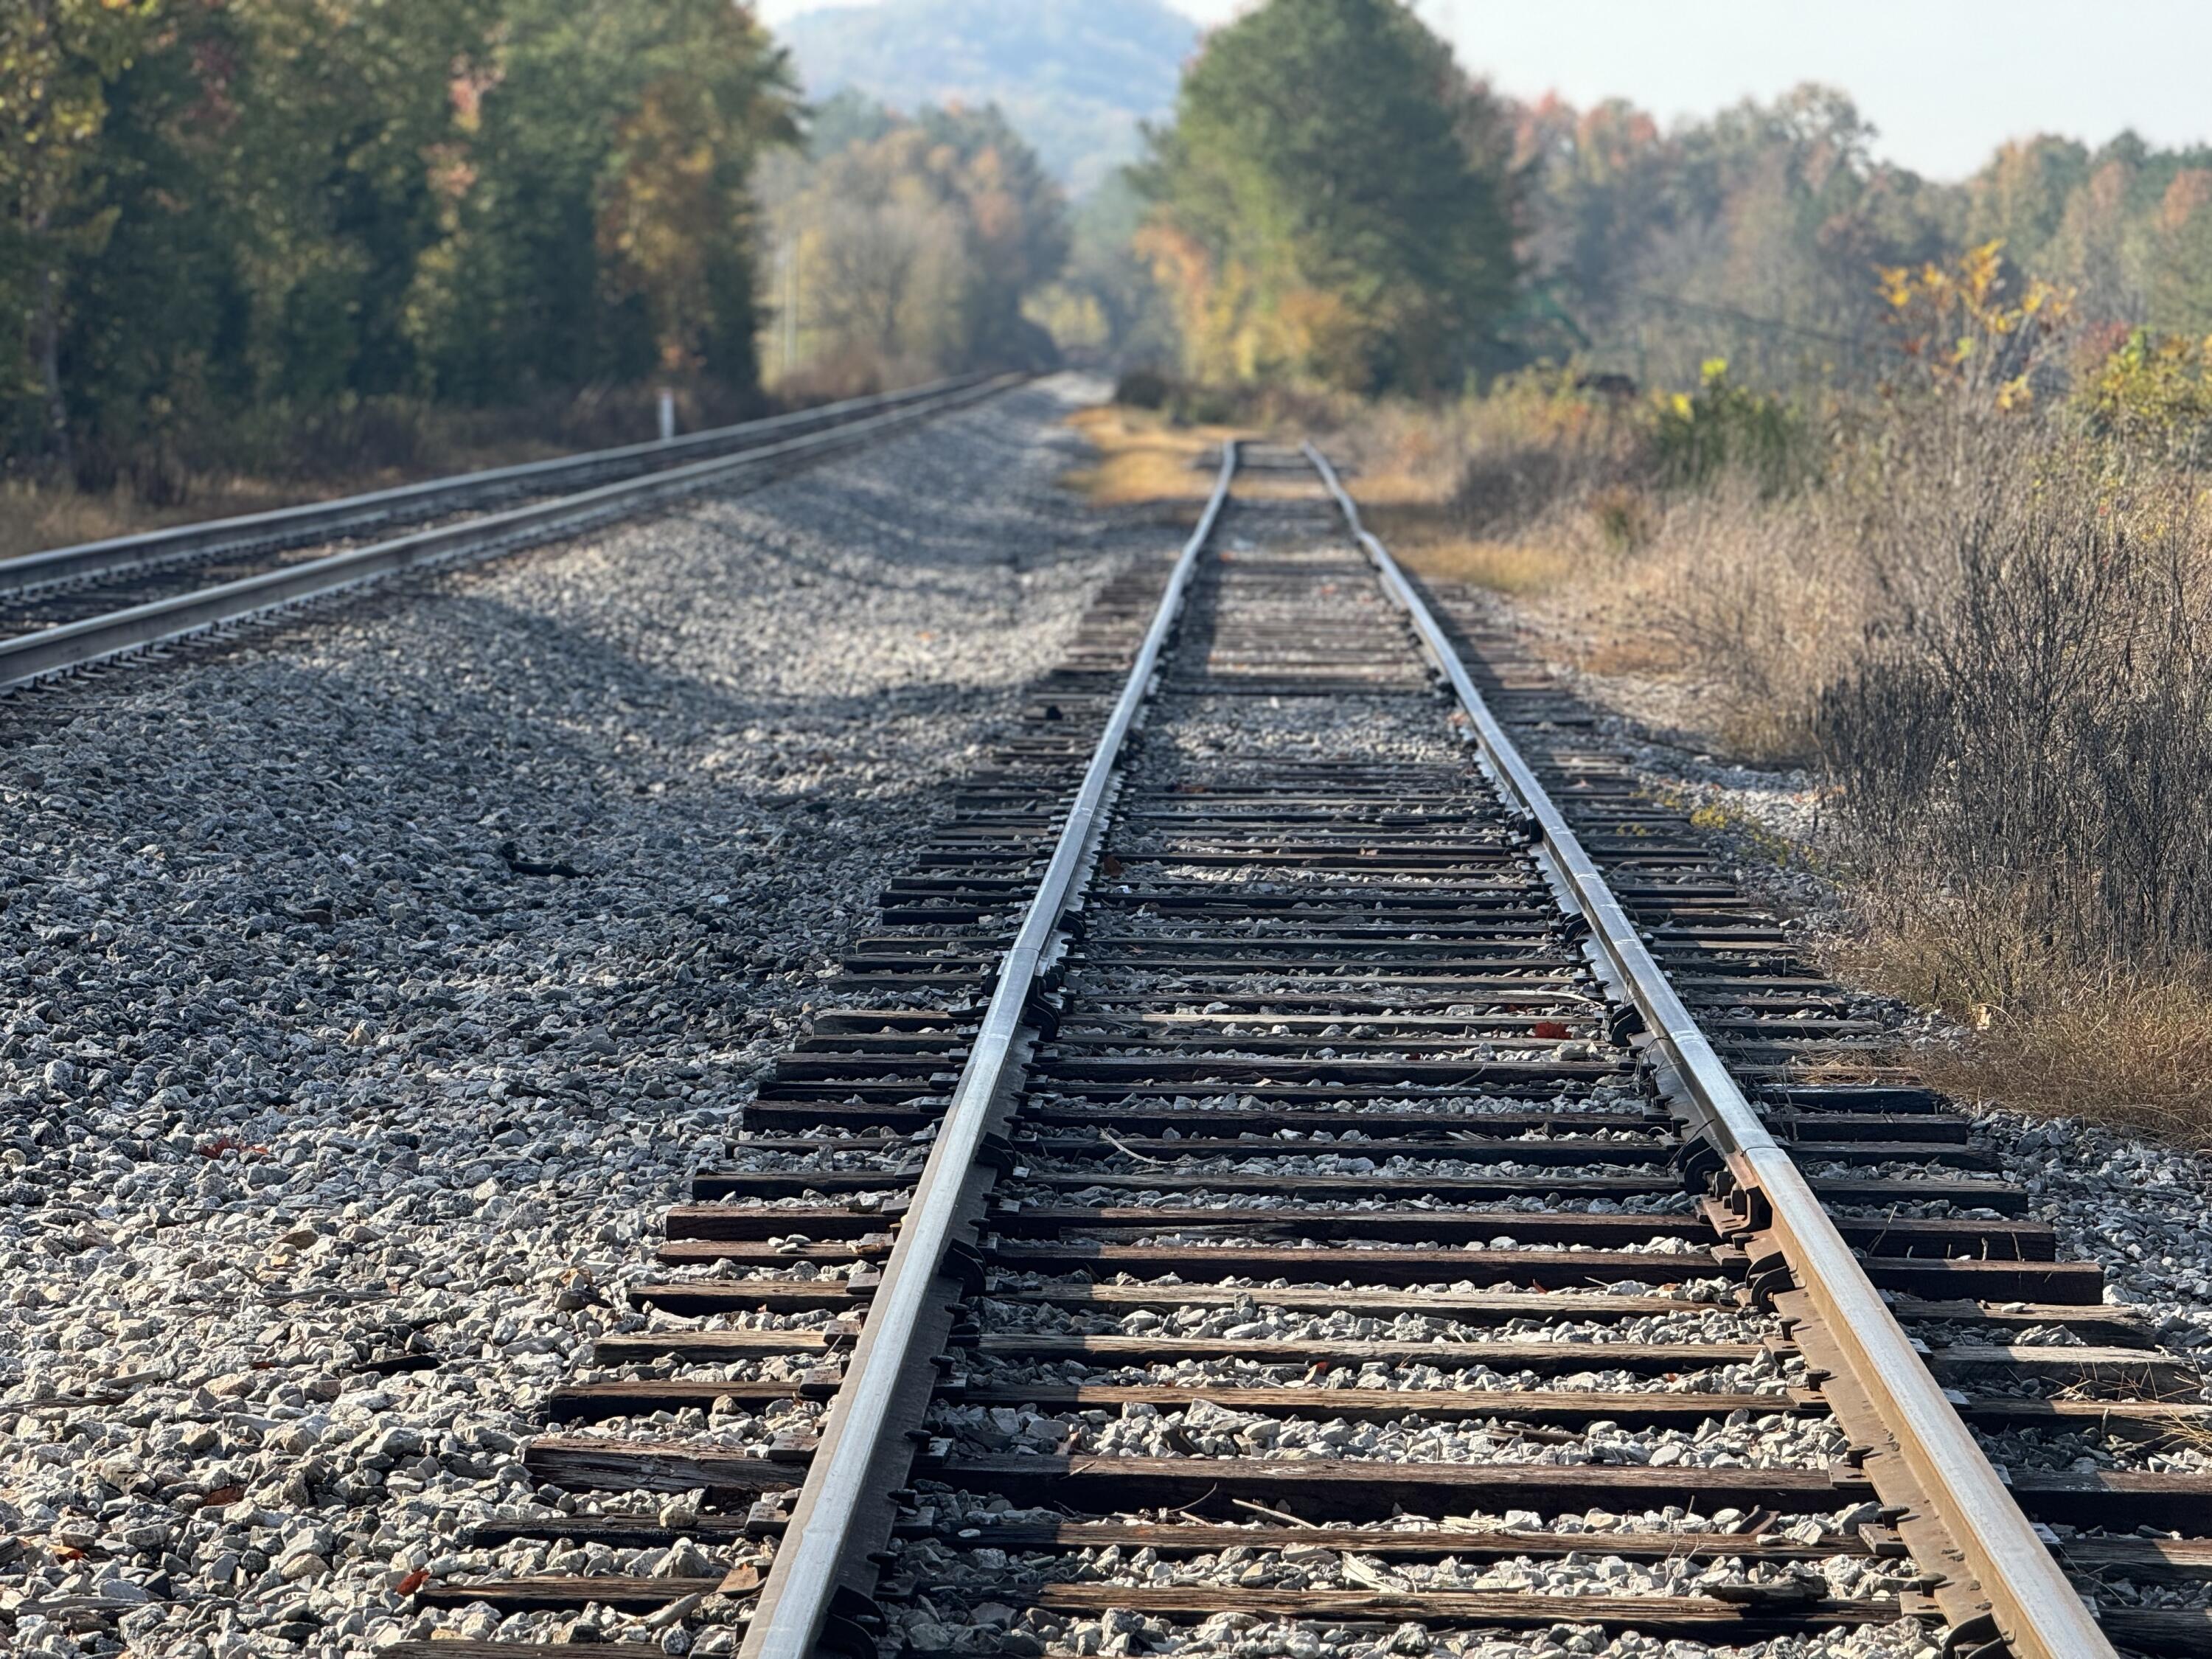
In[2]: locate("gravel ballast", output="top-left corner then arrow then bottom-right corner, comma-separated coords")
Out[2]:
0,378 -> 1145,1659
18,406 -> 2207,1659
861,523 -> 1913,1659
1423,582 -> 2212,1386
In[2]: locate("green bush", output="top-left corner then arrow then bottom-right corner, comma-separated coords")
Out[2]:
2080,328 -> 2212,463
1114,368 -> 1175,409
1650,358 -> 1806,495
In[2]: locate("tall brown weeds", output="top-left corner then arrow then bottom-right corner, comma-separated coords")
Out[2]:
1798,433 -> 2212,1137
1343,363 -> 2212,1139
1820,445 -> 2212,975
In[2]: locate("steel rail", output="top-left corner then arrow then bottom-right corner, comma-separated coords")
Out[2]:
0,375 -> 987,599
1303,441 -> 2112,1659
736,440 -> 1242,1659
0,375 -> 1014,696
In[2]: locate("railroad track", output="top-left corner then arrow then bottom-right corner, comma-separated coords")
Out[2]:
391,442 -> 2212,1659
0,374 -> 1008,695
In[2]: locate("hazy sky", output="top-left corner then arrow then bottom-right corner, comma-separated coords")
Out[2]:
758,0 -> 2212,182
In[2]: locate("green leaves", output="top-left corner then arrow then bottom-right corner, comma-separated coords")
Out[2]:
1139,0 -> 1516,393
3,0 -> 801,469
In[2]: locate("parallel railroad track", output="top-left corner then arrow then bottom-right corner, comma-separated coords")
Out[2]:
0,374 -> 1009,696
391,442 -> 2212,1659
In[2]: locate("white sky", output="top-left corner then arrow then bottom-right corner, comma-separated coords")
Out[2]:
756,0 -> 2212,182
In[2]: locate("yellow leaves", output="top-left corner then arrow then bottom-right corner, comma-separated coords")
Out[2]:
2082,327 -> 2212,445
1877,239 -> 2073,413
597,72 -> 755,374
1958,237 -> 2006,307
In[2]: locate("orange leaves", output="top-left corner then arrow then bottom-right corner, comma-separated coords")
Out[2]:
2159,168 -> 2212,235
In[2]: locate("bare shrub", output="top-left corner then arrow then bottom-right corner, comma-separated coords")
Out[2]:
1798,425 -> 2212,1134
1338,354 -> 2212,1138
1630,480 -> 1876,758
1454,441 -> 1597,538
1820,445 -> 2212,978
1114,368 -> 1173,410
1448,378 -> 1644,540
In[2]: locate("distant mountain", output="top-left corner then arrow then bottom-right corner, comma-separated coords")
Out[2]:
778,0 -> 1200,193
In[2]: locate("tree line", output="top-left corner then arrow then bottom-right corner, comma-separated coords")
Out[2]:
2,1 -> 807,483
1123,0 -> 2212,400
755,91 -> 1065,395
16,0 -> 2212,495
1,1 -> 1068,492
1513,87 -> 2212,392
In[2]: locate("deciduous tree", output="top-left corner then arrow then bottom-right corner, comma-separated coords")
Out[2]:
0,0 -> 160,467
761,98 -> 1065,386
1137,0 -> 1517,392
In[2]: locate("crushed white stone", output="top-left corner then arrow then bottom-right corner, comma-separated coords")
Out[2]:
0,376 -> 1142,1659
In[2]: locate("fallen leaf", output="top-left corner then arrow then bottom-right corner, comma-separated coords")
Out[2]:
397,1568 -> 429,1596
1532,1020 -> 1570,1040
201,1485 -> 243,1506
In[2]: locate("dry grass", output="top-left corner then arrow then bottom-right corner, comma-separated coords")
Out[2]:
1324,414 -> 1467,511
1061,404 -> 1344,517
0,380 -> 781,564
1391,534 -> 1577,595
1371,517 -> 1577,597
1575,633 -> 1687,678
1303,378 -> 1882,764
0,437 -> 585,566
1062,406 -> 1233,522
1837,914 -> 2212,1145
1284,378 -> 2212,1144
1065,399 -> 1587,601
1076,383 -> 2212,1144
0,478 -> 299,566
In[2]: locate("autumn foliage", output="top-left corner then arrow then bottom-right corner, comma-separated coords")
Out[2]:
2,0 -> 799,480
1135,0 -> 1517,394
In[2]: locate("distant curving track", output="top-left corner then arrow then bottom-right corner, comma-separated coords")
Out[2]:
0,374 -> 1011,697
383,441 -> 2212,1659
